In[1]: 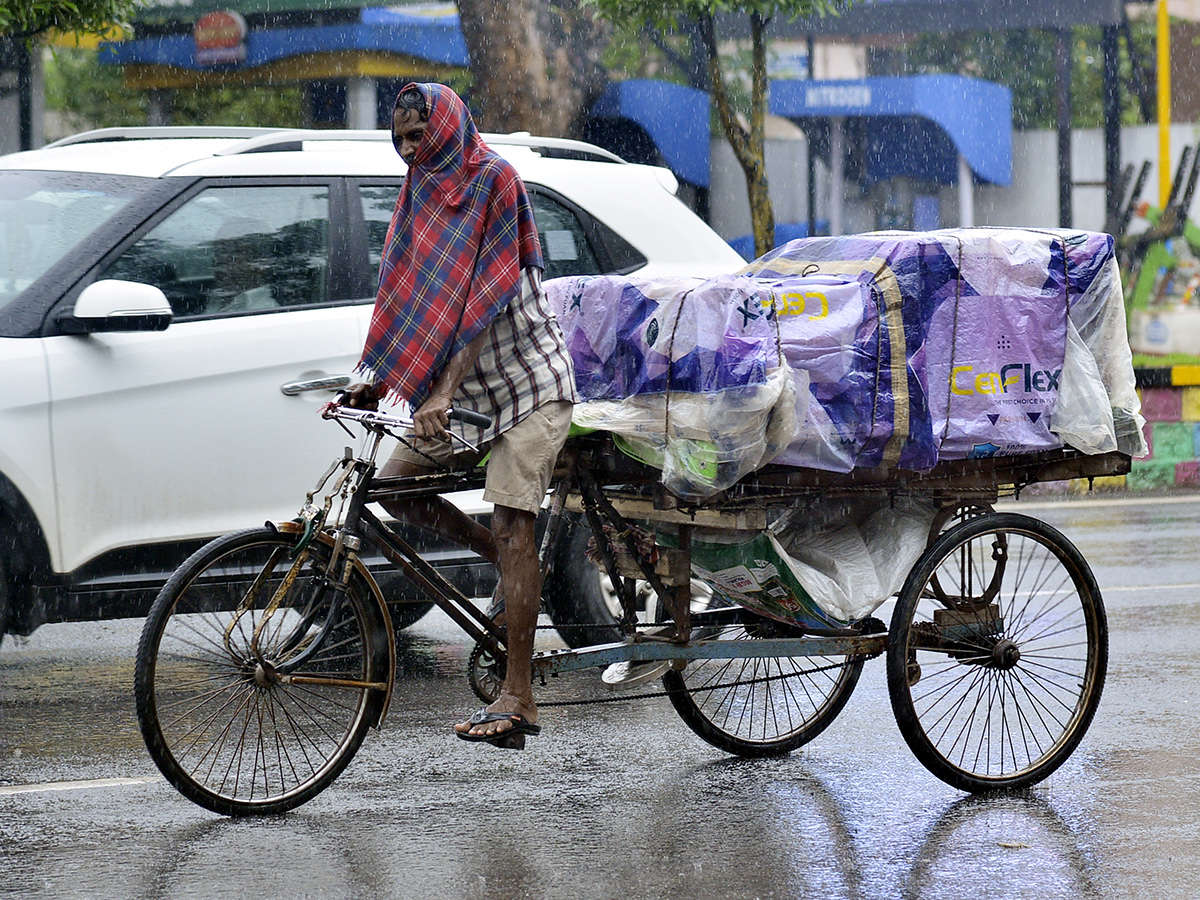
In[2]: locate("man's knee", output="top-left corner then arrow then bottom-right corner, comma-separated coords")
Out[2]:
491,505 -> 536,553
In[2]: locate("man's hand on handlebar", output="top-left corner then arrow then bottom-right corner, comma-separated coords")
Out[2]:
412,390 -> 454,442
320,382 -> 380,419
342,382 -> 382,410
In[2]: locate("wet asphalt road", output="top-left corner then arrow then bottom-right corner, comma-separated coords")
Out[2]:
2,494 -> 1200,900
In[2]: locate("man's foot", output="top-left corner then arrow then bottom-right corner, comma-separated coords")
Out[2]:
454,694 -> 538,746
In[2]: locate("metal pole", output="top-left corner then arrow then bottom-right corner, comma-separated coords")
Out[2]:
1056,28 -> 1073,229
17,40 -> 32,151
1103,24 -> 1122,230
806,35 -> 817,236
958,155 -> 974,227
829,116 -> 844,236
1157,0 -> 1172,208
346,76 -> 379,130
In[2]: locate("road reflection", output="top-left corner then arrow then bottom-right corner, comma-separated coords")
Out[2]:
133,815 -> 391,900
903,792 -> 1100,900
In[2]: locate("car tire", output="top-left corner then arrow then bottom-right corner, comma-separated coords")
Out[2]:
0,556 -> 10,650
372,570 -> 435,634
541,514 -> 623,649
388,599 -> 436,631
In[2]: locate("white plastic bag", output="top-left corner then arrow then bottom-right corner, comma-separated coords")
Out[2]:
1051,318 -> 1117,455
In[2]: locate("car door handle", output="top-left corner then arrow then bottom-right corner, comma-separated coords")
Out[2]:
280,375 -> 353,396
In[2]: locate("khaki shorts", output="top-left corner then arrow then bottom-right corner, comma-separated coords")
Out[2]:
388,400 -> 573,514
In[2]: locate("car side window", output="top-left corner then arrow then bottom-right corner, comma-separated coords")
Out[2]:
359,185 -> 398,293
357,184 -> 603,285
529,192 -> 601,279
101,185 -> 330,318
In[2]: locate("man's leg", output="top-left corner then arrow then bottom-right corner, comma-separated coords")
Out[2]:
377,455 -> 497,566
450,400 -> 573,741
454,503 -> 539,738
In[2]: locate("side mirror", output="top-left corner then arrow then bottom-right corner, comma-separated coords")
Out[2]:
59,280 -> 173,334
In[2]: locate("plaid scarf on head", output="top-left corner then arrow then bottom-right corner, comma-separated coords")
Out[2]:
359,82 -> 543,408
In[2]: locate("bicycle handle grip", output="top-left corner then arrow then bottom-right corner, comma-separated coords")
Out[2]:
448,408 -> 491,429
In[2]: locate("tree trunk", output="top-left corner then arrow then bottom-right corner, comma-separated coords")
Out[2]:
456,0 -> 611,138
701,12 -> 774,259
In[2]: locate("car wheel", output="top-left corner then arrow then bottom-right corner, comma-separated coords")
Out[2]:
542,513 -> 713,650
0,556 -> 10,649
372,571 -> 435,634
388,599 -> 436,631
542,514 -> 624,649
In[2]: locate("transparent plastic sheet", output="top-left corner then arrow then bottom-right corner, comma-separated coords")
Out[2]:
571,367 -> 798,501
1057,253 -> 1147,456
1053,318 -> 1117,455
655,495 -> 937,626
745,228 -> 1146,465
772,495 -> 938,622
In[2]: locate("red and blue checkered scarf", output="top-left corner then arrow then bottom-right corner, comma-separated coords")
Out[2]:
359,83 -> 543,407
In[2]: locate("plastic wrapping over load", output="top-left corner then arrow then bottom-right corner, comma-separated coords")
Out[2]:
743,228 -> 1147,469
656,496 -> 937,627
550,273 -> 842,499
547,228 -> 1144,499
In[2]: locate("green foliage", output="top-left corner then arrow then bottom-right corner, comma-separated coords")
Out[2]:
45,48 -> 306,131
601,20 -> 682,83
587,0 -> 839,31
45,47 -> 144,126
0,0 -> 143,39
903,23 -> 1154,130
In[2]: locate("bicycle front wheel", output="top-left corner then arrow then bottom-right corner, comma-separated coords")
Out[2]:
886,512 -> 1107,792
135,527 -> 389,815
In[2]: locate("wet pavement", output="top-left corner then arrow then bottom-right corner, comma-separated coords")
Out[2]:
2,494 -> 1200,899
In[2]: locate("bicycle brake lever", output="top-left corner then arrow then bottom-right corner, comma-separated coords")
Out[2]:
447,431 -> 481,454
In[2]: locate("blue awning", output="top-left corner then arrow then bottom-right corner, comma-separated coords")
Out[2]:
770,75 -> 1012,186
104,8 -> 469,70
589,80 -> 710,188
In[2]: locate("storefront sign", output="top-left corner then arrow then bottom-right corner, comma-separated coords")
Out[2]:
194,10 -> 248,66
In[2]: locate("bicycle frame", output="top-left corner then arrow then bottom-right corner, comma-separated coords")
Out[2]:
303,408 -> 893,689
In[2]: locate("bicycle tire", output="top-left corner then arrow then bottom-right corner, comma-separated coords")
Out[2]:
135,527 -> 389,815
665,611 -> 865,757
886,512 -> 1107,793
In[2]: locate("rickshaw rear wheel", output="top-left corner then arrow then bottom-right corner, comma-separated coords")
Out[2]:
886,512 -> 1107,793
665,610 -> 867,757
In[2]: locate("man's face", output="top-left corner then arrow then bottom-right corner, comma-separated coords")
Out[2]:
392,107 -> 427,166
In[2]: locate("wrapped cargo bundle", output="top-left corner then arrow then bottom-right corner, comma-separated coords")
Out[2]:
548,228 -> 1144,500
548,272 -> 881,498
745,228 -> 1147,468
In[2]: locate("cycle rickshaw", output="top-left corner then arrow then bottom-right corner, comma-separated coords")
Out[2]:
133,402 -> 1122,816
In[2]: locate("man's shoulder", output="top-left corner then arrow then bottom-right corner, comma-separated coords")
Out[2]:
476,147 -> 523,185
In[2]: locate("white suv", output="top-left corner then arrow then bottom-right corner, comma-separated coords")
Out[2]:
0,127 -> 743,644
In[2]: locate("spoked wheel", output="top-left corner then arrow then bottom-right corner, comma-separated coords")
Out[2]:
886,512 -> 1107,793
135,527 -> 390,816
665,610 -> 867,757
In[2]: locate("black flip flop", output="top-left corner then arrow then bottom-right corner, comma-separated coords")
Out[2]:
455,709 -> 541,750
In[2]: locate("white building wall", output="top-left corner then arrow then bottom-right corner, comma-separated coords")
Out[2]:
709,131 -> 810,242
710,121 -> 1200,245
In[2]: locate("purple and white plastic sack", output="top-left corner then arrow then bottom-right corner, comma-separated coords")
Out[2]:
744,228 -> 1146,467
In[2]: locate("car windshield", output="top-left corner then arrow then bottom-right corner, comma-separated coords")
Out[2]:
0,170 -> 149,311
